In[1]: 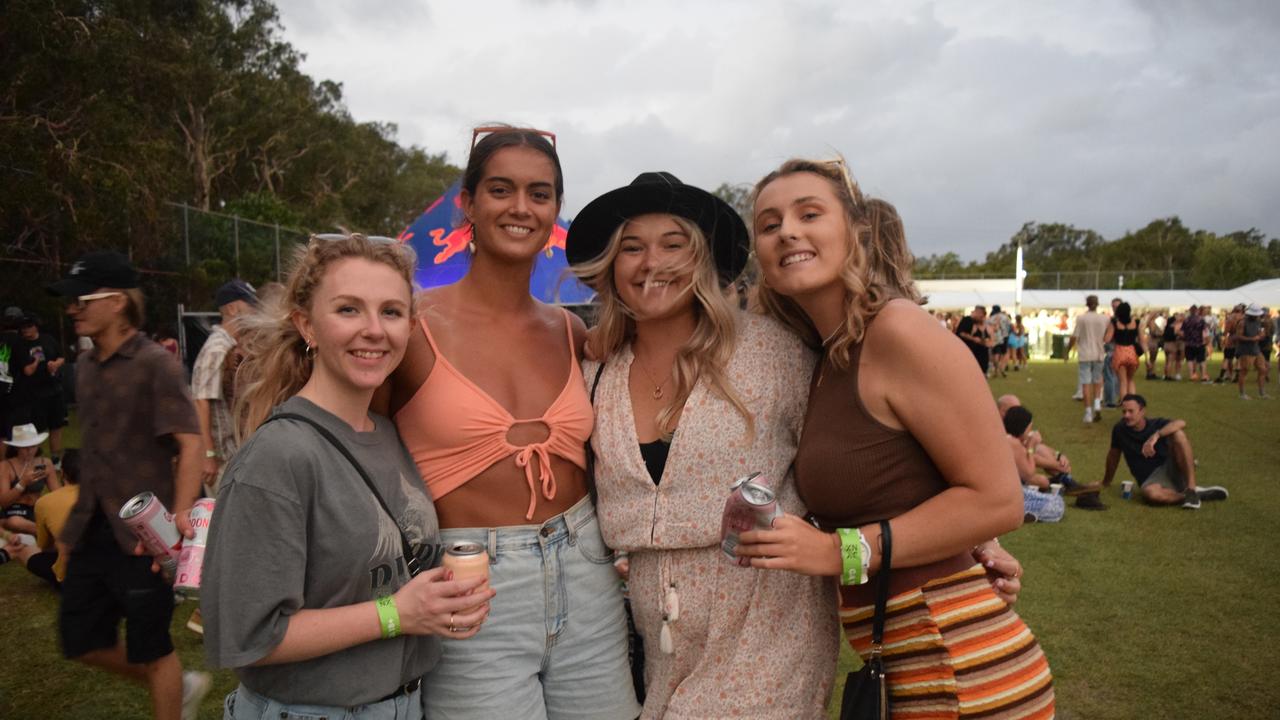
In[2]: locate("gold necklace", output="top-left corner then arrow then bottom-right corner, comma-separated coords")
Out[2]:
634,352 -> 672,400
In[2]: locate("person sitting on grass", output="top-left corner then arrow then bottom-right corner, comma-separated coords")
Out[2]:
4,449 -> 79,590
1002,406 -> 1066,523
996,395 -> 1101,492
1102,394 -> 1229,509
1,423 -> 62,536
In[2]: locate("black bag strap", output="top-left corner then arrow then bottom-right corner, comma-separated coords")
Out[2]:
264,412 -> 421,578
870,519 -> 893,652
583,363 -> 606,502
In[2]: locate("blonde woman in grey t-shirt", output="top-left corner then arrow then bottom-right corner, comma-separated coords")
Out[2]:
201,235 -> 494,719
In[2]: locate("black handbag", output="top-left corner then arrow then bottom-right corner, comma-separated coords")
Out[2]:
839,519 -> 893,720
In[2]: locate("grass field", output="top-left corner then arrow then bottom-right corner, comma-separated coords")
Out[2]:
1,359 -> 1277,719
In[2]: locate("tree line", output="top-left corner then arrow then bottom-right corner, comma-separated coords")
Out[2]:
2,0 -> 461,323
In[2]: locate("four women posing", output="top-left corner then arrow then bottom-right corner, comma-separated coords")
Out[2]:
202,126 -> 1049,719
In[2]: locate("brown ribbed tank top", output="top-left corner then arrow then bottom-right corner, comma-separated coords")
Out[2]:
796,334 -> 974,608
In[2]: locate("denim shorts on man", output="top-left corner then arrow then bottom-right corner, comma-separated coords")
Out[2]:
1077,360 -> 1104,385
422,497 -> 639,720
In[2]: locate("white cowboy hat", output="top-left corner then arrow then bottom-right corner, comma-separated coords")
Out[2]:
5,423 -> 49,448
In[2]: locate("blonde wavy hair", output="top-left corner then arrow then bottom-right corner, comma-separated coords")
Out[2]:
234,234 -> 417,439
572,215 -> 754,440
751,158 -> 922,370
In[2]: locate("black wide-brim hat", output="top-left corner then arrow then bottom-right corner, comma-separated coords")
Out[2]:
566,172 -> 750,287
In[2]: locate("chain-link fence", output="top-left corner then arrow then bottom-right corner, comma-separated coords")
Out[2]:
1,203 -> 312,353
916,268 -> 1196,290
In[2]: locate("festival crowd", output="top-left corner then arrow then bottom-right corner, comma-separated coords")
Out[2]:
32,125 -> 1275,720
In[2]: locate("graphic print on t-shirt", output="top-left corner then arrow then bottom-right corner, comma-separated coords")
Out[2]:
367,470 -> 441,593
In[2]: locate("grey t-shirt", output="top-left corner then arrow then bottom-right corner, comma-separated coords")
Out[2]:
202,396 -> 442,706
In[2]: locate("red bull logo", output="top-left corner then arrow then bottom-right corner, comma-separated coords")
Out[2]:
431,225 -> 473,265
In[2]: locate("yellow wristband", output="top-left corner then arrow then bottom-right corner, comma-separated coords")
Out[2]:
375,595 -> 401,639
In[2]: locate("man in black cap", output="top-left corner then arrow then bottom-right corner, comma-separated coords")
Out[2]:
10,312 -> 67,463
192,279 -> 257,495
183,279 -> 256,637
45,251 -> 210,719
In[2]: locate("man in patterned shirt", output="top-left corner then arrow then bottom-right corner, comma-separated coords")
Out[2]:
191,279 -> 257,496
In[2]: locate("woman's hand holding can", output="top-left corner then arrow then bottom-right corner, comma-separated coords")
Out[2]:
393,567 -> 495,639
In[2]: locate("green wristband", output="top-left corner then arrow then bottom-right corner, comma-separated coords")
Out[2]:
375,595 -> 401,639
837,528 -> 863,586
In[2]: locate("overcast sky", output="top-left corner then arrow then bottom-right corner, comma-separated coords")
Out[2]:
274,0 -> 1279,260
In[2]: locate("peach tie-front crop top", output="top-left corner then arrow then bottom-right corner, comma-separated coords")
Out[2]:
395,309 -> 593,520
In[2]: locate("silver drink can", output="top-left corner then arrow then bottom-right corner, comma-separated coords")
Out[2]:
175,498 -> 215,593
720,472 -> 781,566
119,491 -> 182,578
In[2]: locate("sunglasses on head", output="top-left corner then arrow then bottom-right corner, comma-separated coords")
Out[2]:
311,233 -> 398,245
470,126 -> 557,151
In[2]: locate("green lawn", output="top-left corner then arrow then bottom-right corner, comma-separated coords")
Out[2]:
2,360 -> 1277,718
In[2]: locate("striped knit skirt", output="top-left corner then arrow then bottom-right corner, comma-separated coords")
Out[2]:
841,564 -> 1054,719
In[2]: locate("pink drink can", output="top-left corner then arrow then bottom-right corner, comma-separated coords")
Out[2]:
119,491 -> 182,578
175,498 -> 215,593
720,472 -> 781,566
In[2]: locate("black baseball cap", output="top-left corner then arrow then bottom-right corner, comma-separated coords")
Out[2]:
214,279 -> 259,308
45,251 -> 139,297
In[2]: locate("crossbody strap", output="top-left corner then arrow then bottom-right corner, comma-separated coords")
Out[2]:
264,412 -> 421,578
870,519 -> 893,650
583,363 -> 606,501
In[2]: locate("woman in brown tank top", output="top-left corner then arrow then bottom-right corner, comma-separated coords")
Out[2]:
737,158 -> 1055,719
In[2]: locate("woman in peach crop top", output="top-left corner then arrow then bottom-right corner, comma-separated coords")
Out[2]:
376,127 -> 640,720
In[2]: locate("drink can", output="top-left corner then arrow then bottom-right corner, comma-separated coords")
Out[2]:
442,542 -> 490,588
175,498 -> 215,593
720,472 -> 781,566
1121,480 -> 1134,500
119,491 -> 182,578
1049,483 -> 1063,496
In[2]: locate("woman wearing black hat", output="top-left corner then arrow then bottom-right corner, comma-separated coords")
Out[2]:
567,172 -> 838,718
739,158 -> 1052,718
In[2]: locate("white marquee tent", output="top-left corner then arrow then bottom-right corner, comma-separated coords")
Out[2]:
918,278 -> 1280,312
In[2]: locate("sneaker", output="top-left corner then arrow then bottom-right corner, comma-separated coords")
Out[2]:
1071,392 -> 1084,401
1105,402 -> 1117,408
1023,512 -> 1038,524
1175,374 -> 1182,381
1146,372 -> 1158,380
1163,375 -> 1174,382
1083,409 -> 1093,424
1093,408 -> 1102,422
1261,392 -> 1272,399
1181,488 -> 1201,510
1202,377 -> 1212,384
181,671 -> 212,720
1240,393 -> 1251,400
1190,373 -> 1199,381
1196,486 -> 1229,502
186,608 -> 204,636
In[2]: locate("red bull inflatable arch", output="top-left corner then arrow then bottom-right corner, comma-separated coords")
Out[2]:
396,181 -> 595,304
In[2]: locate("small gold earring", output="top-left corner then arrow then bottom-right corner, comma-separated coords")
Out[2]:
469,241 -> 477,254
545,245 -> 554,259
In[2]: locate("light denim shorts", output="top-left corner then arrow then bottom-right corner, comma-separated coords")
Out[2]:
224,683 -> 422,720
422,496 -> 639,720
1077,360 -> 1105,384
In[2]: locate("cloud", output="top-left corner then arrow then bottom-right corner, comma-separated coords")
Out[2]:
272,0 -> 1280,258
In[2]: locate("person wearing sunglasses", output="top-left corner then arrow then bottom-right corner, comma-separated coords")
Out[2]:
375,126 -> 639,720
565,172 -> 839,718
45,251 -> 213,720
738,158 -> 1053,719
